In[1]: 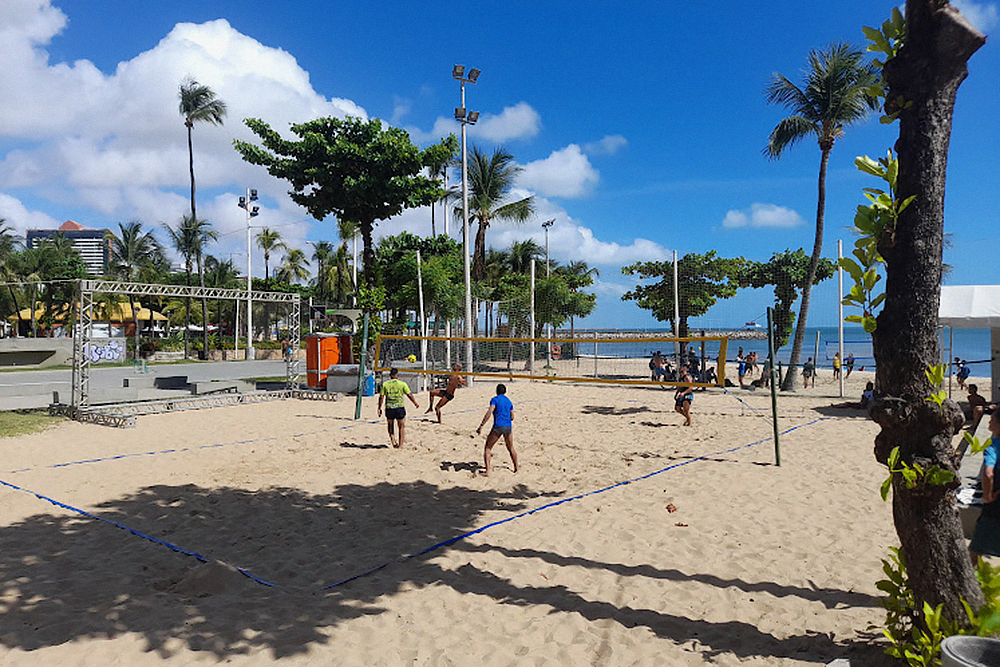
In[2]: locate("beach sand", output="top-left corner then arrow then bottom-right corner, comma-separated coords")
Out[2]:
0,370 -> 965,666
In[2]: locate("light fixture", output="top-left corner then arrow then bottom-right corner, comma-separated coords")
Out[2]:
454,107 -> 466,121
452,65 -> 465,79
468,68 -> 481,83
467,111 -> 480,124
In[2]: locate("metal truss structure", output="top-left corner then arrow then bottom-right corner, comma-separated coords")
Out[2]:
71,280 -> 301,411
52,389 -> 339,428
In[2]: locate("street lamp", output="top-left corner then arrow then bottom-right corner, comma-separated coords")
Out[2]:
238,188 -> 259,360
542,219 -> 555,366
454,64 -> 480,382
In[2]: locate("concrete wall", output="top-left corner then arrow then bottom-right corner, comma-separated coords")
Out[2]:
0,338 -> 73,368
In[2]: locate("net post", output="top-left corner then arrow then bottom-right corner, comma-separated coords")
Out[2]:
593,330 -> 598,378
529,260 -> 536,378
355,313 -> 370,420
767,306 -> 781,466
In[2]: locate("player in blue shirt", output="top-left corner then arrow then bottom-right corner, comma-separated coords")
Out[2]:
970,410 -> 1000,563
476,383 -> 518,476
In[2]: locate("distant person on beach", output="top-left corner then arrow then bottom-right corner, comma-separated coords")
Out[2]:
425,363 -> 466,423
845,353 -> 855,379
802,358 -> 815,388
378,368 -> 419,448
649,351 -> 667,380
832,352 -> 841,381
736,347 -> 746,388
969,410 -> 1000,564
956,358 -> 972,389
476,384 -> 517,476
674,375 -> 694,426
281,337 -> 292,362
966,384 -> 996,433
861,381 -> 875,409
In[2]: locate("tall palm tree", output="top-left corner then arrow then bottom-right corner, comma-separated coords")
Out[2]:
178,78 -> 227,221
276,248 -> 310,284
454,146 -> 535,282
255,227 -> 286,283
106,220 -> 164,356
205,255 -> 242,344
426,147 -> 455,237
165,215 -> 217,358
322,243 -> 355,308
507,239 -> 543,275
310,241 -> 335,301
0,220 -> 26,335
764,42 -> 878,390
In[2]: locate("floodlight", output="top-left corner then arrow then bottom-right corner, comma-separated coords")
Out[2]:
238,196 -> 246,208
455,107 -> 466,120
250,189 -> 258,200
452,65 -> 465,79
468,68 -> 480,83
467,111 -> 479,124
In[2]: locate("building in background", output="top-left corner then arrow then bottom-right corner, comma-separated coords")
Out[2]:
26,220 -> 110,275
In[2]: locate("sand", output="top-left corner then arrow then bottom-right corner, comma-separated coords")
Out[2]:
0,370 -> 952,666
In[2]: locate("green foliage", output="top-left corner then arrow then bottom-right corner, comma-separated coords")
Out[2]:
862,8 -> 909,124
924,363 -> 949,410
0,410 -> 64,439
622,251 -> 743,337
878,548 -> 1000,665
841,150 -> 913,333
961,431 -> 992,457
738,249 -> 836,349
880,446 -> 956,501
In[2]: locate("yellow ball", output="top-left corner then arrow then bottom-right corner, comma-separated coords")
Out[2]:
406,354 -> 416,363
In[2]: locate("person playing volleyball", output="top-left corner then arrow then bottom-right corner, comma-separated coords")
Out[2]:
476,384 -> 518,476
378,368 -> 419,448
674,375 -> 694,426
425,362 -> 466,423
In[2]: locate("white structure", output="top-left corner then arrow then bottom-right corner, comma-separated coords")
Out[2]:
939,284 -> 1000,401
26,220 -> 110,275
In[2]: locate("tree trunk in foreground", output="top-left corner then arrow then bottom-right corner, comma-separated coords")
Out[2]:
871,0 -> 986,624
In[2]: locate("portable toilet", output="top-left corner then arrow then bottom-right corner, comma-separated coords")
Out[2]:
306,333 -> 354,387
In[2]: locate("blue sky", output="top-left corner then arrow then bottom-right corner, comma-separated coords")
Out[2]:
1,0 -> 997,329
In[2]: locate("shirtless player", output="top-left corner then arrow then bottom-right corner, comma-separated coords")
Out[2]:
425,362 -> 466,423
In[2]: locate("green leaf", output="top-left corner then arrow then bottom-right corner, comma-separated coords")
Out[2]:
856,155 -> 883,177
870,293 -> 886,309
881,476 -> 892,501
862,316 -> 878,333
845,314 -> 865,324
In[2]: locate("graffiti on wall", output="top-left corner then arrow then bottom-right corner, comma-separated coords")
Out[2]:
85,339 -> 125,363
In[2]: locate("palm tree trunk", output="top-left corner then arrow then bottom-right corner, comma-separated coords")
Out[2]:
187,124 -> 197,220
199,253 -> 209,359
472,221 -> 488,282
184,262 -> 191,359
781,146 -> 830,391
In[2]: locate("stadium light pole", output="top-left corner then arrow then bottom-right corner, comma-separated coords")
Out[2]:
238,188 -> 259,360
454,64 -> 480,382
542,219 -> 554,367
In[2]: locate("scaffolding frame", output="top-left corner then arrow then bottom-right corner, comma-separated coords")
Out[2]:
71,280 -> 301,419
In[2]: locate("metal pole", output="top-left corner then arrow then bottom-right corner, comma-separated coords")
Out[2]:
767,307 -> 781,466
529,259 -> 536,377
814,330 -> 820,381
594,330 -> 599,378
416,250 -> 427,392
246,188 -> 254,360
460,79 -> 473,385
352,235 -> 358,308
354,313 -> 370,420
673,250 -> 680,369
444,171 -> 450,236
837,239 -> 844,398
545,224 -> 551,368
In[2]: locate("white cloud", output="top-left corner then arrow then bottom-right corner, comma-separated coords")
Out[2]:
0,6 -> 368,231
0,193 -> 61,234
952,0 -> 999,31
519,145 -> 599,198
583,135 -> 628,156
472,102 -> 541,142
722,203 -> 804,229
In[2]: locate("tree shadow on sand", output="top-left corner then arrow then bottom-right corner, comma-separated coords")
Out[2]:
0,480 -> 891,664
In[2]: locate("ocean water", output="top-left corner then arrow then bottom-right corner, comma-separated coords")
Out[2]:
572,326 -> 991,372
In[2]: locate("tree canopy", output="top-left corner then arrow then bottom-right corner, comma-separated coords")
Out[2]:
234,116 -> 457,293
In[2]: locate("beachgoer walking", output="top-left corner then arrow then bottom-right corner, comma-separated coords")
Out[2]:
845,353 -> 855,379
674,375 -> 694,426
832,352 -> 841,381
425,363 -> 466,423
281,337 -> 292,362
736,347 -> 746,389
970,410 -> 1000,564
802,357 -> 815,388
378,368 -> 419,448
956,358 -> 972,390
476,384 -> 517,476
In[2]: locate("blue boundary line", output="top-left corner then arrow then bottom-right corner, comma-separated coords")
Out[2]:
320,417 -> 827,589
0,398 -> 821,591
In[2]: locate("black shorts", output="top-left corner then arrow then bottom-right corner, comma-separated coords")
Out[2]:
385,407 -> 406,420
441,390 -> 454,401
490,425 -> 512,436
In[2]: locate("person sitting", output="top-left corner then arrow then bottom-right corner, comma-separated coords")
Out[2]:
861,381 -> 875,409
966,383 -> 997,433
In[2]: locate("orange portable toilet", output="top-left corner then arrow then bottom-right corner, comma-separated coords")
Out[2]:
306,334 -> 343,387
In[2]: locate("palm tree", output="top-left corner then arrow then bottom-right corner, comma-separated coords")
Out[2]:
310,241 -> 335,301
276,248 -> 310,284
178,78 -> 226,221
106,220 -> 164,356
426,146 -> 455,237
205,255 -> 242,346
255,227 -> 286,283
557,260 -> 599,355
165,215 -> 217,358
322,243 -> 355,308
764,42 -> 878,391
454,146 -> 535,282
0,220 -> 26,335
507,239 -> 543,275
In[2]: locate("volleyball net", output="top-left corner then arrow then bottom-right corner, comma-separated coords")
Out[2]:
373,333 -> 729,388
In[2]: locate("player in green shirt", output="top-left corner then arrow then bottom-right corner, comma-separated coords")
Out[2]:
378,367 -> 419,448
